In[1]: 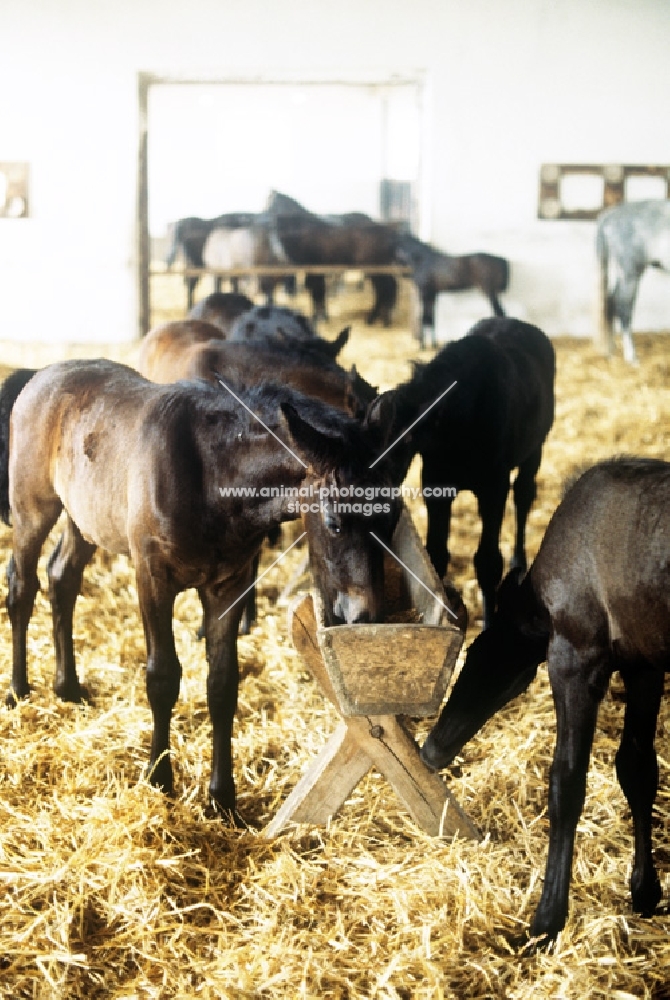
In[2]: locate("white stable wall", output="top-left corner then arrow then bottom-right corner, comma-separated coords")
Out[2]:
0,0 -> 669,344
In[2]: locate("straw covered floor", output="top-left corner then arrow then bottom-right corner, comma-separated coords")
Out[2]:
1,281 -> 669,998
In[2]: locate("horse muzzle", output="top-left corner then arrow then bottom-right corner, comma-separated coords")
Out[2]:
332,592 -> 374,626
420,731 -> 458,772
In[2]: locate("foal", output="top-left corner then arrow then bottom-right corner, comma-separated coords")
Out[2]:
366,317 -> 555,626
422,457 -> 670,942
4,360 -> 396,819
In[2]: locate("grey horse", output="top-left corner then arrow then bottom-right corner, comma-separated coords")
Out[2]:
596,199 -> 670,364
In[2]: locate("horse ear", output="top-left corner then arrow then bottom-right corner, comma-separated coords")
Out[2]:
496,567 -> 548,638
350,365 -> 378,399
344,367 -> 362,419
344,366 -> 378,420
496,567 -> 525,616
326,326 -> 350,359
280,401 -> 347,472
363,390 -> 400,448
442,581 -> 468,633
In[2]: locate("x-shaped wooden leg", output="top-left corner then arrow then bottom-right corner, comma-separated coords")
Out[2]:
265,595 -> 480,841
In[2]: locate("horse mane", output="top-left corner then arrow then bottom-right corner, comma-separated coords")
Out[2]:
243,381 -> 391,479
390,334 -> 497,424
561,455 -> 670,500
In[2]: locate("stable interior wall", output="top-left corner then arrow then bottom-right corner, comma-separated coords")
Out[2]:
0,0 -> 668,345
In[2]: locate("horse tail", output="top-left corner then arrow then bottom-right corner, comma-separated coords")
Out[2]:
491,295 -> 505,318
488,257 -> 509,316
0,368 -> 37,525
164,220 -> 179,269
499,256 -> 510,293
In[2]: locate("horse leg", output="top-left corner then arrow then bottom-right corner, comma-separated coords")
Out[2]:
6,499 -> 62,706
423,459 -> 453,580
367,275 -> 395,326
305,274 -> 328,322
381,275 -> 397,326
421,292 -> 436,349
530,636 -> 607,942
473,480 -> 508,628
510,448 -> 543,574
135,562 -> 181,795
238,550 -> 260,635
260,277 -> 276,306
196,548 -> 259,640
47,517 -> 96,702
199,567 -> 253,819
615,661 -> 664,917
366,275 -> 380,325
596,248 -> 615,357
612,269 -> 642,364
186,276 -> 198,311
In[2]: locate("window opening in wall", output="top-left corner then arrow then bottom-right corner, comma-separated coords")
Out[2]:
538,163 -> 670,220
624,173 -> 668,202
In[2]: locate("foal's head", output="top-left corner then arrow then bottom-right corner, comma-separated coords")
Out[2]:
281,401 -> 398,626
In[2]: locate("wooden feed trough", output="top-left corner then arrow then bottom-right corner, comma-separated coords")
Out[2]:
265,507 -> 480,840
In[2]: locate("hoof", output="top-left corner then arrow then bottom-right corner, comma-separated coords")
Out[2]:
147,756 -> 174,796
632,872 -> 662,918
206,800 -> 245,827
208,779 -> 240,824
419,734 -> 453,772
54,680 -> 91,705
528,908 -> 565,947
5,684 -> 30,708
521,930 -> 556,956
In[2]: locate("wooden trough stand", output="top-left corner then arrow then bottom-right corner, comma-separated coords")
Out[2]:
265,508 -> 480,841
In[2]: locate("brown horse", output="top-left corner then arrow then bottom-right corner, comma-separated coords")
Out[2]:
396,233 -> 510,348
421,458 -> 670,943
264,191 -> 401,323
139,312 -> 350,372
110,330 -> 372,667
3,359 -> 396,819
137,320 -> 375,416
137,319 -> 377,633
136,319 -> 222,382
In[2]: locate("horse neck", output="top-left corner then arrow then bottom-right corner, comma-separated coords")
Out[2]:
390,343 -> 472,452
203,429 -> 307,535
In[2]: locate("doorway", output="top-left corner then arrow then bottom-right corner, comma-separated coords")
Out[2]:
137,73 -> 426,333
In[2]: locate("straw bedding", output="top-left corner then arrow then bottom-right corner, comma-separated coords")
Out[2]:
1,281 -> 669,999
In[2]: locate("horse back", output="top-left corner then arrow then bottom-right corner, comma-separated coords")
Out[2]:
597,199 -> 670,272
532,458 -> 670,665
137,320 -> 225,383
9,360 -> 158,556
468,316 -> 555,382
160,339 -> 366,414
479,318 -> 555,456
9,360 -> 229,568
467,253 -> 509,293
